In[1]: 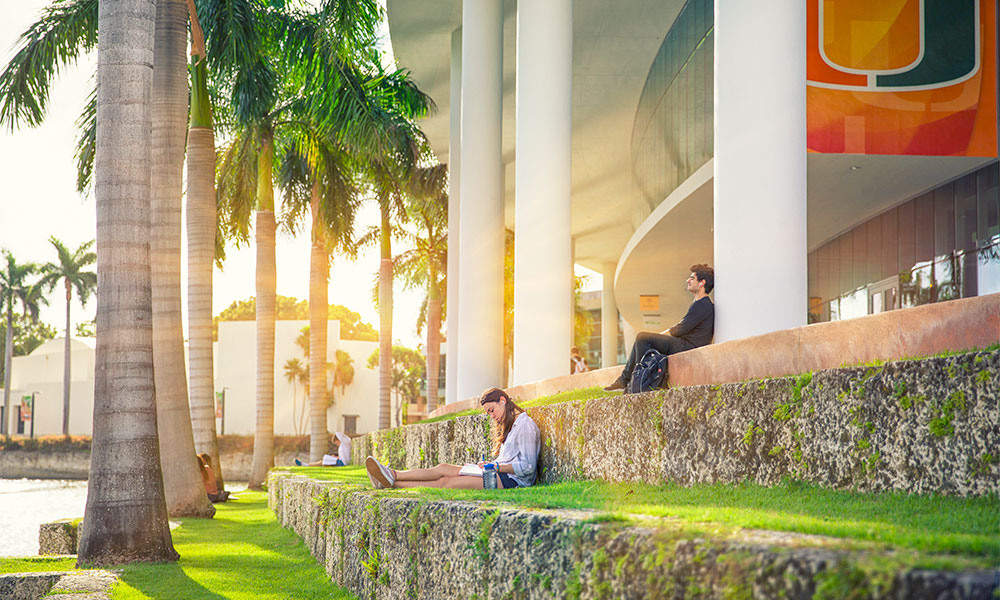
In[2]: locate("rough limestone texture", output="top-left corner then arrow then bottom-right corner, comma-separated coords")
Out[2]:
0,570 -> 116,600
354,351 -> 999,496
38,519 -> 80,555
268,473 -> 997,600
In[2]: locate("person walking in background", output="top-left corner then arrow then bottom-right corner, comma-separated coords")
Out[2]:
570,346 -> 589,374
604,264 -> 714,391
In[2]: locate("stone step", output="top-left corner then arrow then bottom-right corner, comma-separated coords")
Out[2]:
267,473 -> 997,600
355,350 -> 999,497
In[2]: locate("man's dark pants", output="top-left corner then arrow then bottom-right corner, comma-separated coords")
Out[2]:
621,332 -> 694,382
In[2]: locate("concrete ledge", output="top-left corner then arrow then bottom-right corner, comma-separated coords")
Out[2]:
357,350 -> 999,496
428,294 -> 998,417
267,473 -> 997,600
670,293 -> 1000,388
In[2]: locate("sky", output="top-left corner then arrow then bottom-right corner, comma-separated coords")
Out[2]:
0,0 -> 435,348
0,0 -> 600,352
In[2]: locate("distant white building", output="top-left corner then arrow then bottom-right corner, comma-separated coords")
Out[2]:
3,319 -> 381,438
215,320 -> 379,436
6,337 -> 96,436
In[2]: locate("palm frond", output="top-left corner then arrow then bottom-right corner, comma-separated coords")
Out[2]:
0,0 -> 98,130
73,82 -> 96,193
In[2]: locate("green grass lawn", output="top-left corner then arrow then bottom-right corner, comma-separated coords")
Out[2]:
284,465 -> 999,562
0,491 -> 356,600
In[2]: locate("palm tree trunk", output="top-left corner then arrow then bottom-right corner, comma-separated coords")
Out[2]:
378,204 -> 393,430
151,0 -> 214,518
426,268 -> 442,414
78,0 -> 177,564
249,131 -> 276,489
3,307 -> 12,437
309,180 -> 329,462
62,280 -> 71,435
185,2 -> 224,492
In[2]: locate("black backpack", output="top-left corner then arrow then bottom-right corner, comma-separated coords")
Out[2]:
628,348 -> 669,393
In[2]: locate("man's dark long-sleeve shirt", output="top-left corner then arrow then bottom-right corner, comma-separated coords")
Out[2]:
667,296 -> 714,348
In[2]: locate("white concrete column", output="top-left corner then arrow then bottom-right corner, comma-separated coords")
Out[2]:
445,27 -> 462,405
511,0 -> 573,386
713,0 -> 807,342
601,262 -> 618,367
457,0 -> 504,401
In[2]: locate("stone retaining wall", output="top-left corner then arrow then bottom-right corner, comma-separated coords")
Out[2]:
268,473 -> 997,600
356,350 -> 999,496
0,449 -> 298,482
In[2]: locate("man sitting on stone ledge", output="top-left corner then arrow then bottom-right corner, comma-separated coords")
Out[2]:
604,263 -> 715,392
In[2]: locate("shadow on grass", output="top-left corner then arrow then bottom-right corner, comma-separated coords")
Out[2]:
111,491 -> 355,600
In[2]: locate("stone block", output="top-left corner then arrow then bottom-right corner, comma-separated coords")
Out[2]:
38,519 -> 80,555
267,473 -> 998,600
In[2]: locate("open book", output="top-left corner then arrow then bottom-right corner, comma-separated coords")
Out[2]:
458,463 -> 484,477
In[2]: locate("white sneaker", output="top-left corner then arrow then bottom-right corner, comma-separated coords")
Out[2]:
366,456 -> 395,488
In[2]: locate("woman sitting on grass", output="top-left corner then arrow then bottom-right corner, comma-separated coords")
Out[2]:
366,387 -> 540,489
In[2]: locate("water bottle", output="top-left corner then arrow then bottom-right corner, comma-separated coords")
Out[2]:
482,462 -> 497,489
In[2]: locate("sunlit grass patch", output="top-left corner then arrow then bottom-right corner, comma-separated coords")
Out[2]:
288,469 -> 999,562
0,491 -> 355,599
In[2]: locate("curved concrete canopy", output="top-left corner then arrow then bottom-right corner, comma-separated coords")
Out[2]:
614,154 -> 994,330
385,0 -> 688,271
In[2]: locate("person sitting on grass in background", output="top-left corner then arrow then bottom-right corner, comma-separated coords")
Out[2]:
295,431 -> 352,466
197,453 -> 230,503
366,387 -> 540,489
604,263 -> 714,392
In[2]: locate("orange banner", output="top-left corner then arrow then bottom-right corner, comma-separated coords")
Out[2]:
807,0 -> 997,157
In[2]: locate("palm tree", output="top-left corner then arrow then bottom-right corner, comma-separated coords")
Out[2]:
393,164 -> 448,413
38,237 -> 96,437
329,349 -> 355,399
215,1 -> 429,485
0,252 -> 40,437
283,357 -> 306,435
184,0 -> 226,505
277,127 -> 361,464
0,0 -> 213,517
77,0 -> 177,564
148,0 -> 216,519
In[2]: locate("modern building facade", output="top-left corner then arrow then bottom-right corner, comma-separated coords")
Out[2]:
386,0 -> 1000,404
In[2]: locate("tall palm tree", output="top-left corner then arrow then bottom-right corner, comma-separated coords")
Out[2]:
277,128 -> 361,463
38,237 -> 96,437
184,0 -> 227,502
148,0 -> 216,519
393,164 -> 448,413
216,1 -> 429,485
0,252 -> 40,437
77,0 -> 177,565
0,0 -> 213,517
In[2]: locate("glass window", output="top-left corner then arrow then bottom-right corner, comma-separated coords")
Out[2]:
979,164 -> 999,244
881,208 -> 898,280
897,200 -> 916,273
839,234 -> 852,296
955,174 -> 977,252
933,183 -> 955,259
914,193 -> 935,263
866,219 -> 882,283
852,227 -> 867,290
901,262 -> 933,308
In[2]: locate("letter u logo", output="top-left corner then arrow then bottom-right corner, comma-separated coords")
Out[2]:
807,0 -> 979,91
